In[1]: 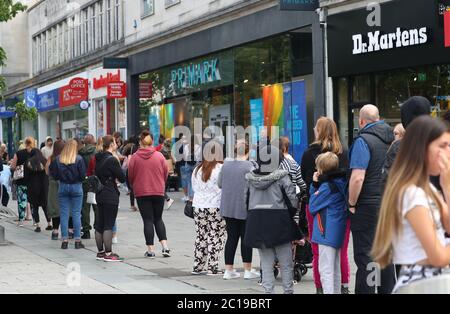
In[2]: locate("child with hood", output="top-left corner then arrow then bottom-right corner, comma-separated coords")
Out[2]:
244,145 -> 303,294
309,152 -> 348,294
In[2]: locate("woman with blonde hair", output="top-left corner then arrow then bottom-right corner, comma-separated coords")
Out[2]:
49,139 -> 86,250
301,117 -> 350,294
11,137 -> 36,226
372,116 -> 450,293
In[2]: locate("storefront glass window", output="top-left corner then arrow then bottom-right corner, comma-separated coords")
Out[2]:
137,29 -> 313,161
61,107 -> 88,139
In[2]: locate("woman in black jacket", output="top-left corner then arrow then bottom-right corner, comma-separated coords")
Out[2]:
94,135 -> 126,262
25,148 -> 51,233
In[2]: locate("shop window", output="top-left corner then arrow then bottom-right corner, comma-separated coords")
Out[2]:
334,77 -> 349,147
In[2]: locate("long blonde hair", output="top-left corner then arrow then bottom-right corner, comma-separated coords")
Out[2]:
372,116 -> 448,268
60,139 -> 78,165
313,117 -> 343,155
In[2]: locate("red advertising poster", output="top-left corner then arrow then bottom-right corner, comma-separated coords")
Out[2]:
445,11 -> 450,48
59,86 -> 87,107
139,80 -> 152,98
107,81 -> 127,99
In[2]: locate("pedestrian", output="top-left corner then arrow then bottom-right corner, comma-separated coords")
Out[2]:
25,148 -> 51,233
218,139 -> 260,280
128,130 -> 171,258
309,152 -> 348,294
381,96 -> 431,191
278,136 -> 307,197
41,137 -> 54,160
1,143 -> 9,163
180,135 -> 201,202
348,104 -> 396,294
393,124 -> 405,142
79,134 -> 97,239
10,137 -> 36,226
156,135 -> 165,152
49,139 -> 86,250
191,143 -> 225,275
160,138 -> 175,210
94,135 -> 126,262
244,145 -> 303,294
121,136 -> 139,211
300,117 -> 351,294
46,139 -> 66,240
372,116 -> 450,293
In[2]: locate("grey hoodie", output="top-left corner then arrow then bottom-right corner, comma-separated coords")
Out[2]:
246,169 -> 297,213
244,169 -> 302,249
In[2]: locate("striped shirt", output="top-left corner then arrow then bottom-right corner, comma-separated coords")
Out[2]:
280,154 -> 307,197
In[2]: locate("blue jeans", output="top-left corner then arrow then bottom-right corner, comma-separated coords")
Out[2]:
181,164 -> 196,198
59,183 -> 83,241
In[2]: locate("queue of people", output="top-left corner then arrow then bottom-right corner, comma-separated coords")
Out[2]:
8,94 -> 450,294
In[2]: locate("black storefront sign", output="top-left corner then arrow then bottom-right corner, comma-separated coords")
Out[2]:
327,0 -> 450,77
279,0 -> 318,11
103,57 -> 129,69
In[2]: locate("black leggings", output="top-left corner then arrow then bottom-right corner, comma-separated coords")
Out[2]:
224,217 -> 253,265
95,203 -> 119,253
31,205 -> 50,224
137,196 -> 167,246
52,217 -> 60,231
130,191 -> 135,207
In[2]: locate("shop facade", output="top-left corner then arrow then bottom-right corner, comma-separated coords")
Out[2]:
89,67 -> 128,140
327,0 -> 450,146
36,72 -> 90,144
127,5 -> 326,162
34,67 -> 127,144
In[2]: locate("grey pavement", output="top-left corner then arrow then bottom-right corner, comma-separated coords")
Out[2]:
0,190 -> 356,294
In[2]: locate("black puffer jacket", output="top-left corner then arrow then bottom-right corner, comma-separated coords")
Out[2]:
95,152 -> 126,205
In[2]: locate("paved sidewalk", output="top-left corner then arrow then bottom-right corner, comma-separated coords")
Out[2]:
0,191 -> 356,294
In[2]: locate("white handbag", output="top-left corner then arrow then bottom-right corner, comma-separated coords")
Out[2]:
86,191 -> 97,205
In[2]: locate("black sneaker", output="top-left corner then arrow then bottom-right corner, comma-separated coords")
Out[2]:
81,231 -> 91,239
96,252 -> 106,261
45,225 -> 53,231
34,227 -> 41,233
316,288 -> 324,294
61,241 -> 68,250
51,232 -> 59,241
162,248 -> 171,258
74,242 -> 85,249
341,286 -> 350,294
144,251 -> 156,259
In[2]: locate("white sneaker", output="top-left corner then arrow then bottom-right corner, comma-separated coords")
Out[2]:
165,198 -> 175,210
244,269 -> 261,280
112,237 -> 118,244
223,269 -> 241,280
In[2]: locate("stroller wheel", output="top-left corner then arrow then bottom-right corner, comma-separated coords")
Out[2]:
294,268 -> 302,282
300,264 -> 308,276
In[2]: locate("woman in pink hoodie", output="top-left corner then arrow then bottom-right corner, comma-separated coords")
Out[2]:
128,130 -> 170,258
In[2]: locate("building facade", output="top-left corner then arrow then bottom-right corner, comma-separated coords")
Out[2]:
3,0 -> 327,162
322,0 -> 450,146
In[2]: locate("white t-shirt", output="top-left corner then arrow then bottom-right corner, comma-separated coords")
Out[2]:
192,164 -> 222,209
393,184 -> 447,265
